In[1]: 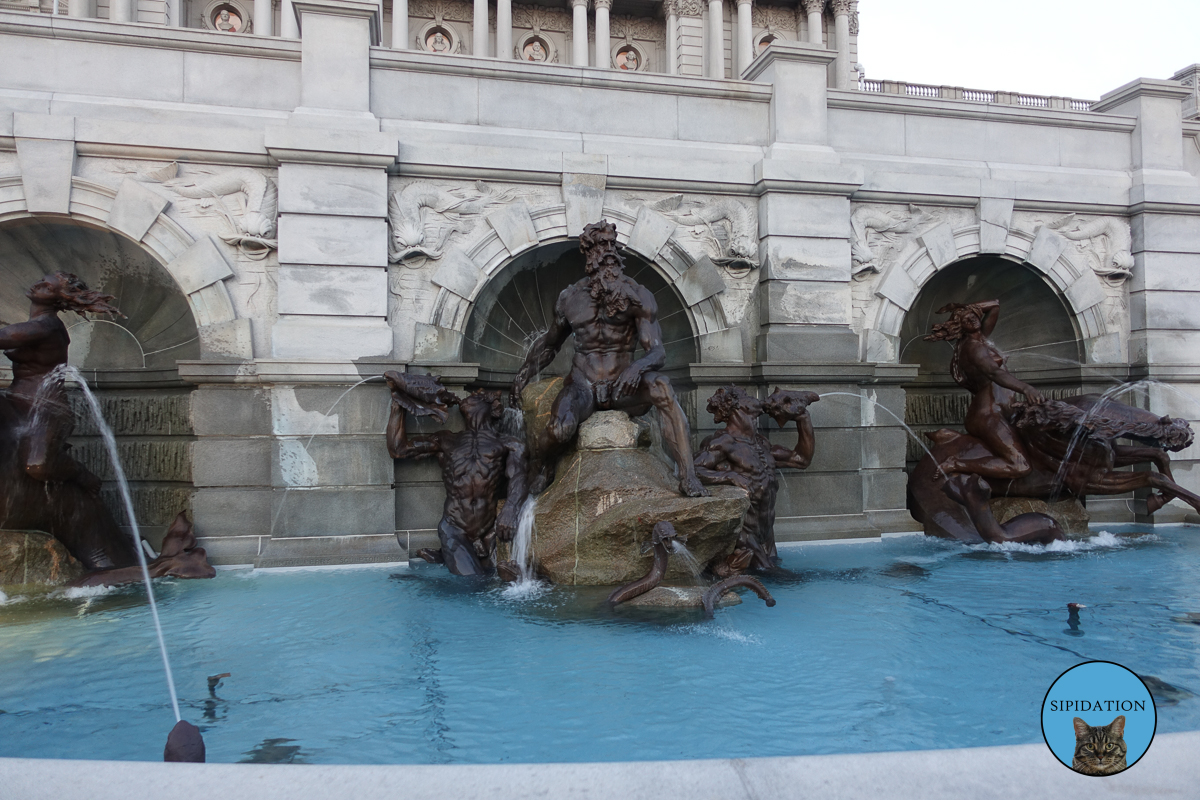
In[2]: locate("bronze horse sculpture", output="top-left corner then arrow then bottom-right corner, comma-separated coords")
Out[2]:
909,300 -> 1198,544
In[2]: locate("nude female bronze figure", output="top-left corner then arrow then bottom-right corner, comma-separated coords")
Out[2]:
510,220 -> 707,497
0,272 -> 140,570
386,372 -> 529,576
924,300 -> 1044,481
693,386 -> 817,571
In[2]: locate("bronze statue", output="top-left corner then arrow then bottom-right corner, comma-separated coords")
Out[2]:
0,273 -> 139,570
386,372 -> 529,576
909,300 -> 1200,544
701,575 -> 775,618
693,386 -> 817,571
607,520 -> 685,606
511,220 -> 707,497
70,512 -> 216,587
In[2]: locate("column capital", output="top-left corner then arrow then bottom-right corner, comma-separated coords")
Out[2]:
830,0 -> 852,15
593,0 -> 612,9
735,0 -> 752,7
570,0 -> 588,7
675,0 -> 704,16
800,0 -> 825,14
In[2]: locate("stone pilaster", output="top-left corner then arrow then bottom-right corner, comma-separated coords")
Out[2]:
1094,78 -> 1200,520
744,42 -> 862,362
674,0 -> 705,77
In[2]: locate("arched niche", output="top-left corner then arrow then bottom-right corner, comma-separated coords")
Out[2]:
898,255 -> 1084,468
462,240 -> 697,384
899,256 -> 1082,383
0,218 -> 200,371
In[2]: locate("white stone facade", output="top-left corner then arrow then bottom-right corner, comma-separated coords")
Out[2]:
1,2 -> 1198,564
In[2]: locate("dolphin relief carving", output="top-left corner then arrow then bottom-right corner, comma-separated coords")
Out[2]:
850,204 -> 933,277
643,195 -> 759,270
387,180 -> 524,263
138,163 -> 278,259
1045,213 -> 1134,282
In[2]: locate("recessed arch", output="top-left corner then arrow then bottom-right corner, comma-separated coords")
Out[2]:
864,223 -> 1121,365
0,174 -> 252,361
415,201 -> 741,365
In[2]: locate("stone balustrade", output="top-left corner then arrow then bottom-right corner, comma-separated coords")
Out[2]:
858,77 -> 1094,111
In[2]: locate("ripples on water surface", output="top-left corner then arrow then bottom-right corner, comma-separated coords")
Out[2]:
3,526 -> 1200,764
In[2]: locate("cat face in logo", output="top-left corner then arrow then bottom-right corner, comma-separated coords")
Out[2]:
1071,715 -> 1128,776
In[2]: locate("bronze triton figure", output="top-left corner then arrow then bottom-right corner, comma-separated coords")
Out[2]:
511,220 -> 707,497
386,372 -> 529,576
693,386 -> 817,571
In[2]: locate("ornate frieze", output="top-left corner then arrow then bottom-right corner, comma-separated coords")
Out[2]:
752,5 -> 797,31
850,203 -> 935,278
409,0 -> 473,23
1043,213 -> 1134,283
512,3 -> 572,32
638,194 -> 759,268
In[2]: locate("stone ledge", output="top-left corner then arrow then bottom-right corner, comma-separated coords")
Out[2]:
1,731 -> 1195,800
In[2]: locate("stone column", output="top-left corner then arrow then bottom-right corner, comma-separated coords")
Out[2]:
496,0 -> 512,58
392,0 -> 408,48
282,0 -> 300,37
571,0 -> 589,66
664,0 -> 678,75
831,0 -> 851,88
473,0 -> 488,56
66,0 -> 92,17
801,0 -> 823,45
254,0 -> 272,35
593,0 -> 611,68
707,0 -> 724,78
109,0 -> 134,22
1092,78 -> 1200,519
735,0 -> 752,76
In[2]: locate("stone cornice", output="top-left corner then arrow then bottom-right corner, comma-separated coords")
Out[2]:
0,10 -> 301,60
1091,78 -> 1193,113
742,39 -> 836,82
828,88 -> 1137,132
369,46 -> 773,100
292,0 -> 381,44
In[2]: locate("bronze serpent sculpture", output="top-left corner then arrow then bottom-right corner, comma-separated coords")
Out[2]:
607,521 -> 685,606
702,576 -> 776,618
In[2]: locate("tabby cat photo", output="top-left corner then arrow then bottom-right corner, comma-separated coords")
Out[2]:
1071,715 -> 1128,776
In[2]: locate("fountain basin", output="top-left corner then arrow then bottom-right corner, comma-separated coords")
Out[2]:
3,526 -> 1200,765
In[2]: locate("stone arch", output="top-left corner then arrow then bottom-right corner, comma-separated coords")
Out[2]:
414,201 -> 742,364
0,174 -> 251,360
863,222 -> 1120,364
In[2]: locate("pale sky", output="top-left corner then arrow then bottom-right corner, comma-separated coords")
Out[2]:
857,1 -> 1200,101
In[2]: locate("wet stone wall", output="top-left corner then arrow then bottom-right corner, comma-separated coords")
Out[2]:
67,390 -> 194,544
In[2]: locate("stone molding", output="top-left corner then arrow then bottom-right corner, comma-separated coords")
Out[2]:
861,218 -> 1123,365
414,198 -> 741,364
0,156 -> 253,360
292,0 -> 382,44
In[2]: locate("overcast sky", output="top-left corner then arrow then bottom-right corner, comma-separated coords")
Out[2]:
857,0 -> 1200,101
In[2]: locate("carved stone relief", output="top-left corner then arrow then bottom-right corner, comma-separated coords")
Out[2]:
387,179 -> 546,359
512,3 -> 572,32
1018,210 -> 1132,350
409,0 -> 473,23
850,204 -> 974,337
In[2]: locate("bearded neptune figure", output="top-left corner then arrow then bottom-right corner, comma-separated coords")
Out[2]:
511,220 -> 708,497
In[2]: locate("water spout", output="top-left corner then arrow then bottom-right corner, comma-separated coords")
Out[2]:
64,366 -> 181,723
502,496 -> 545,599
819,392 -> 947,478
670,540 -> 704,583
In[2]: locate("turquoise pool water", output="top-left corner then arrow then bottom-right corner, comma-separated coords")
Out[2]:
2,527 -> 1199,764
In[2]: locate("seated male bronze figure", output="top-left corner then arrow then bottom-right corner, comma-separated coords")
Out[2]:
386,372 -> 529,576
510,220 -> 707,497
693,386 -> 817,571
